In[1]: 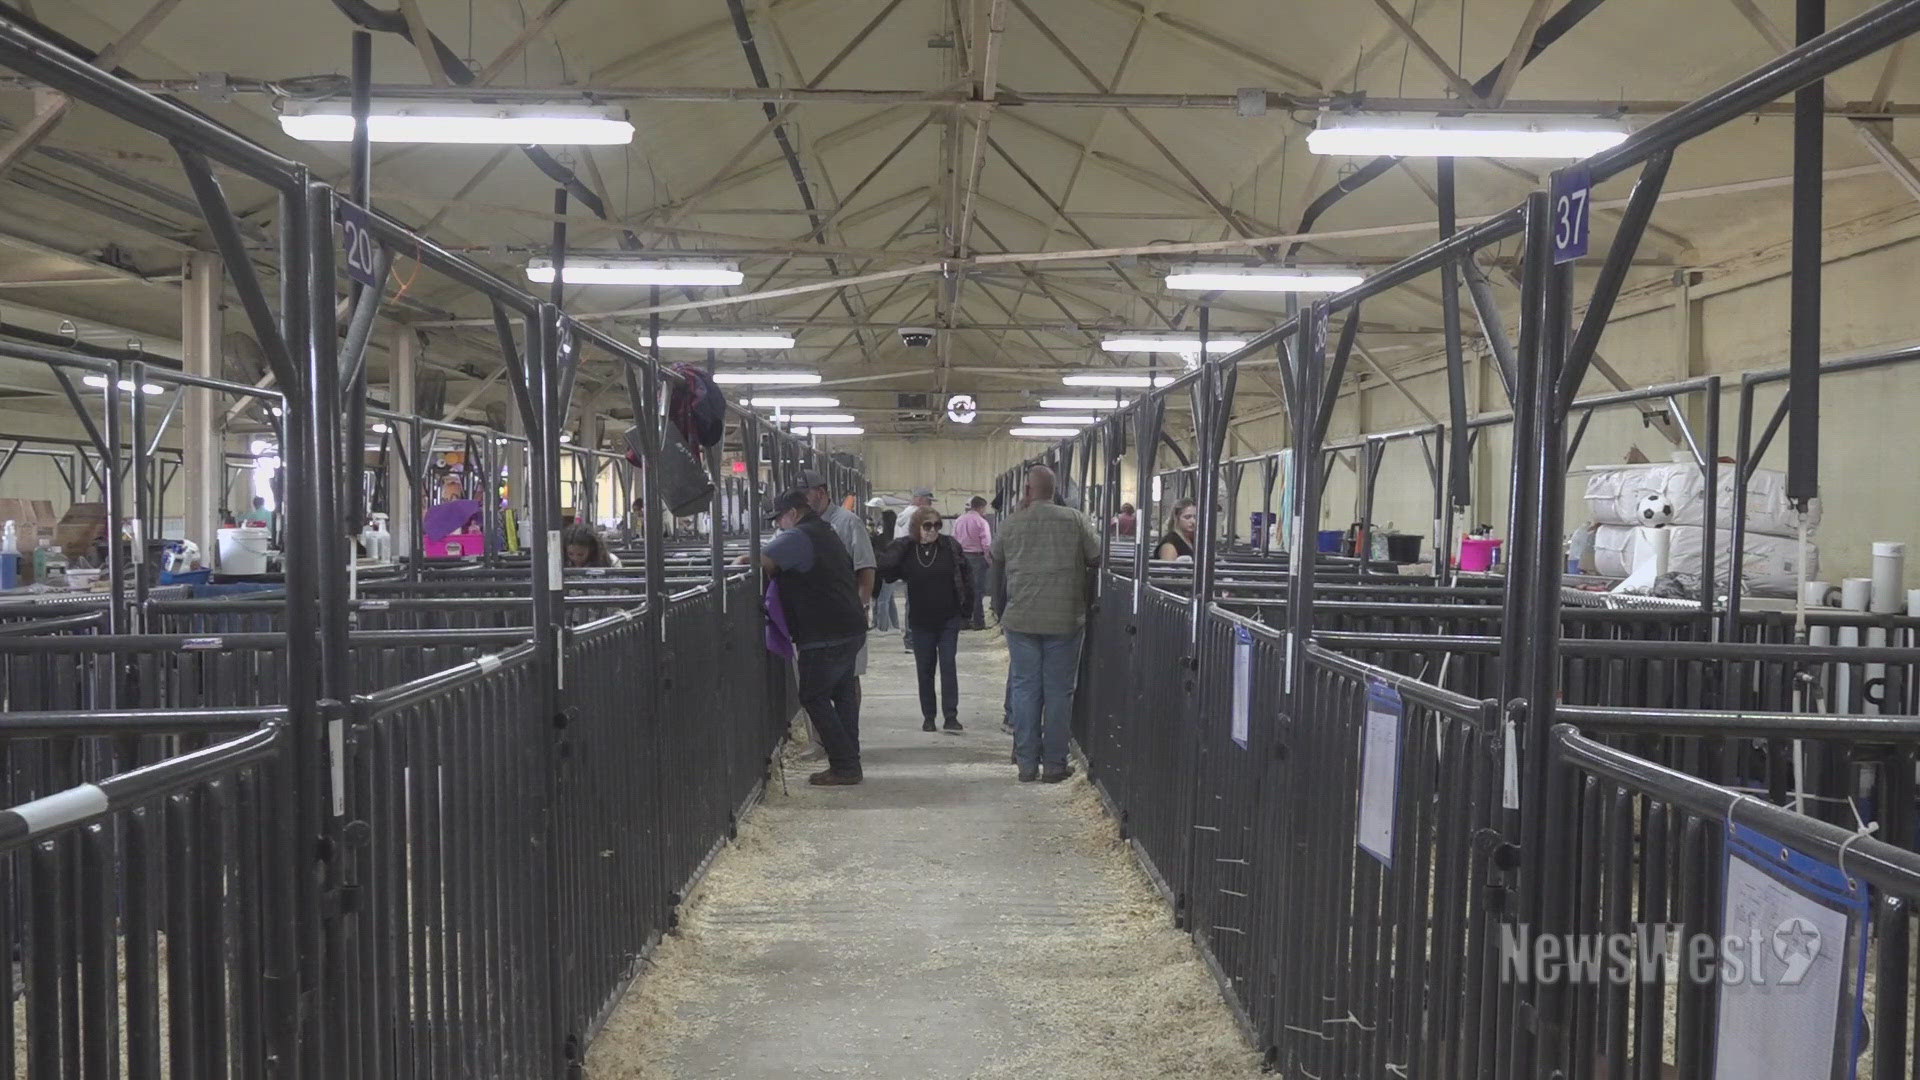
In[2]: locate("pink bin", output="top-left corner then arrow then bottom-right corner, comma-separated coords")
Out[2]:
1458,537 -> 1503,572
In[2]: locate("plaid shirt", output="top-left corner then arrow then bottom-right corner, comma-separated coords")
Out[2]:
991,502 -> 1100,636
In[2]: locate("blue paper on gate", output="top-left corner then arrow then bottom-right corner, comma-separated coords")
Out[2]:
1356,677 -> 1403,866
1712,822 -> 1870,1080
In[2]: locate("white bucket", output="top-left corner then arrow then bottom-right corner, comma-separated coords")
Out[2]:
217,527 -> 273,575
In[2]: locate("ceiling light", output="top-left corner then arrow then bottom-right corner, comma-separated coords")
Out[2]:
1011,427 -> 1080,438
782,413 -> 855,424
709,371 -> 822,385
1063,373 -> 1176,388
1023,415 -> 1095,425
792,425 -> 864,436
526,258 -> 741,286
81,374 -> 163,395
646,331 -> 796,350
746,396 -> 839,408
1306,114 -> 1631,158
1038,398 -> 1125,410
1100,336 -> 1246,354
371,422 -> 390,433
559,432 -> 573,443
1165,265 -> 1366,293
279,100 -> 635,145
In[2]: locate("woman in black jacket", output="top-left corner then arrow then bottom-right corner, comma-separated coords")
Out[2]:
878,506 -> 974,732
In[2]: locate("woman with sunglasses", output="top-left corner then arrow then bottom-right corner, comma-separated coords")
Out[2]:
878,506 -> 975,732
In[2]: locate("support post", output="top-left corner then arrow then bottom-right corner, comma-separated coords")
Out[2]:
388,328 -> 418,567
180,250 -> 223,560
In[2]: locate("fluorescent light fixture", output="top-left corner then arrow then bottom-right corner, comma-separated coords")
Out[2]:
792,425 -> 864,436
279,100 -> 634,145
81,374 -> 163,395
709,371 -> 822,385
1023,415 -> 1095,425
646,331 -> 795,350
784,413 -> 855,424
1038,398 -> 1125,410
1063,372 -> 1176,388
1100,336 -> 1246,354
1306,114 -> 1631,158
1165,265 -> 1366,293
746,395 -> 839,408
526,258 -> 741,287
1011,427 -> 1080,438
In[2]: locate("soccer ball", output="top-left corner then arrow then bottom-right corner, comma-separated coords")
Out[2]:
1636,493 -> 1675,527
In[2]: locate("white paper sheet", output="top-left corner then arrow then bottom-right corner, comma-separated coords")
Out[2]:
1357,681 -> 1402,865
1712,853 -> 1853,1080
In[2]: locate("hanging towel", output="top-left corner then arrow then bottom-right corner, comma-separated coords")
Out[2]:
764,579 -> 796,660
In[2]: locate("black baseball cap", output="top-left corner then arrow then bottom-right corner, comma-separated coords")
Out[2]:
766,488 -> 811,521
794,469 -> 828,489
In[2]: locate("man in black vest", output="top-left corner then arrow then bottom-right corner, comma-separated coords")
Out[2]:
760,487 -> 870,785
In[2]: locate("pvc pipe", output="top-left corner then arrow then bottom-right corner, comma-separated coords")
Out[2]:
1838,576 -> 1871,713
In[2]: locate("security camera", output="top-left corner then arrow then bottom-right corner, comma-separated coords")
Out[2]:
898,326 -> 937,348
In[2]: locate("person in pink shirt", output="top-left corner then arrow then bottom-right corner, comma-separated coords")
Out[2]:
950,496 -> 994,630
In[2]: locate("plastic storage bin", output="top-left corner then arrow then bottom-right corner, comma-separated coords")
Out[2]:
1458,537 -> 1503,572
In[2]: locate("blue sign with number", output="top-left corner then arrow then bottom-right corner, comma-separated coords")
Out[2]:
1551,167 -> 1591,265
336,200 -> 383,288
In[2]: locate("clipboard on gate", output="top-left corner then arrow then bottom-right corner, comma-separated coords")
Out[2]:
1712,821 -> 1871,1080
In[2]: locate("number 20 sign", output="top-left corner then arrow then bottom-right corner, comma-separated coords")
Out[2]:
1550,167 -> 1591,265
336,200 -> 384,288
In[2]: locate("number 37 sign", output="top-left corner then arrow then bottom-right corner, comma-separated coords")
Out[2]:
1550,167 -> 1591,265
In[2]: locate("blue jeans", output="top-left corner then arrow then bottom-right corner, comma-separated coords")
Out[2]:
871,581 -> 899,631
796,637 -> 863,775
910,618 -> 962,721
963,553 -> 990,627
1006,628 -> 1084,773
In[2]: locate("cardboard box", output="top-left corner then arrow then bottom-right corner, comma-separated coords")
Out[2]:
55,502 -> 108,562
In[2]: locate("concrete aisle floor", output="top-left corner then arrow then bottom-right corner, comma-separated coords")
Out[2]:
584,626 -> 1264,1080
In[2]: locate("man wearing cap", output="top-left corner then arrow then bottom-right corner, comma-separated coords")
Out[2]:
799,470 -> 876,747
760,487 -> 869,785
894,487 -> 934,649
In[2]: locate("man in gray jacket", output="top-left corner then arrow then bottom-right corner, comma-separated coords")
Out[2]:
992,466 -> 1100,783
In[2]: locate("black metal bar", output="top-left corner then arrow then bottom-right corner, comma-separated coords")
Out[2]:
1313,305 -> 1361,448
1699,377 -> 1722,614
1566,407 -> 1595,461
45,363 -> 113,470
174,147 -> 299,391
1437,157 -> 1474,512
1789,0 -> 1826,507
1559,151 -> 1673,411
0,20 -> 303,186
1464,259 -> 1519,404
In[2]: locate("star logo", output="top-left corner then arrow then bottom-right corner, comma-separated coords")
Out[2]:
1773,917 -> 1822,984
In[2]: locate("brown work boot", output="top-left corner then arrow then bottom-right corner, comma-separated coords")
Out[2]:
809,769 -> 862,786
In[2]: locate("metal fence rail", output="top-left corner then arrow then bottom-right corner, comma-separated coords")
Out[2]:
0,717 -> 289,1079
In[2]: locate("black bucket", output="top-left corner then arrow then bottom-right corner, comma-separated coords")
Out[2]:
1385,533 -> 1422,563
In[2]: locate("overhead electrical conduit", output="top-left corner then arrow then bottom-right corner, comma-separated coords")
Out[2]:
326,0 -> 647,251
1286,0 -> 1612,261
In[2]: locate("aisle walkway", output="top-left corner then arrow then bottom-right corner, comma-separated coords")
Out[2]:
585,627 -> 1261,1079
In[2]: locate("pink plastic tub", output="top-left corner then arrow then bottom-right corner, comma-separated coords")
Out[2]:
1458,537 -> 1503,572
